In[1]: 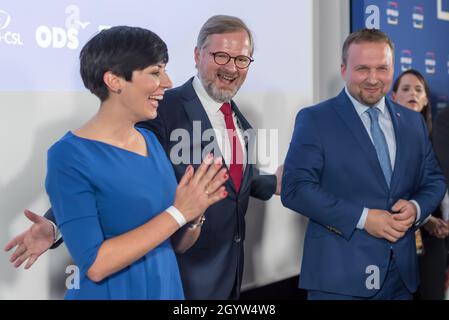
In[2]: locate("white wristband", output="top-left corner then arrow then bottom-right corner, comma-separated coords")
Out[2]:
49,220 -> 62,244
166,206 -> 186,227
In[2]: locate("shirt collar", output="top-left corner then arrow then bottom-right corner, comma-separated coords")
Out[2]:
192,75 -> 227,114
344,86 -> 386,117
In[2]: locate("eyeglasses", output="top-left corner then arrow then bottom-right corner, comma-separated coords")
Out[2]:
209,51 -> 254,69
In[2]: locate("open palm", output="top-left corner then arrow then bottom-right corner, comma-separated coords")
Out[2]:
4,210 -> 54,269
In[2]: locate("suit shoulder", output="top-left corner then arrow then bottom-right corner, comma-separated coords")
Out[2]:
158,79 -> 195,116
390,100 -> 415,115
159,86 -> 183,109
295,96 -> 338,119
163,84 -> 184,100
390,100 -> 424,122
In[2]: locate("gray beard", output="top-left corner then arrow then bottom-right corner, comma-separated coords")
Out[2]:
199,76 -> 238,103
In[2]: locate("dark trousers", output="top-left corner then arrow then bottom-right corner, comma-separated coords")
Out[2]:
414,234 -> 448,300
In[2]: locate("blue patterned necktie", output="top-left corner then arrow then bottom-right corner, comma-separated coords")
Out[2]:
366,107 -> 392,186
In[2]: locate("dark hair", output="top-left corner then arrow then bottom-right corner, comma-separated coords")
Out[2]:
342,28 -> 394,65
392,69 -> 433,134
79,26 -> 168,101
197,15 -> 254,56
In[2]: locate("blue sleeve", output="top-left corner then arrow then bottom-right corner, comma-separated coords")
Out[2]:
410,116 -> 446,223
281,108 -> 363,240
45,142 -> 104,275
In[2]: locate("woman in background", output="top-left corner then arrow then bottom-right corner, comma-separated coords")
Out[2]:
392,69 -> 449,300
45,26 -> 228,299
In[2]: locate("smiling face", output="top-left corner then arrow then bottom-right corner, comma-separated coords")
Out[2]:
120,63 -> 172,120
194,30 -> 251,103
392,73 -> 429,112
341,41 -> 394,106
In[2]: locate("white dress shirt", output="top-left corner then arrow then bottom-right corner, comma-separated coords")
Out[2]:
344,88 -> 422,229
192,76 -> 247,170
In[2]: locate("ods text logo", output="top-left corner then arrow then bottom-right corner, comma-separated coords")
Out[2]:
387,1 -> 399,25
425,52 -> 436,74
400,50 -> 412,72
413,6 -> 424,29
0,9 -> 24,45
35,5 -> 90,50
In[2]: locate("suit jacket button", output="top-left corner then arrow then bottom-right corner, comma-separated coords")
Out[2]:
234,235 -> 241,243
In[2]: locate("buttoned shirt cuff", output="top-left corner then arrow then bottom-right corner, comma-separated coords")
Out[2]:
410,200 -> 422,226
357,207 -> 369,230
49,220 -> 62,244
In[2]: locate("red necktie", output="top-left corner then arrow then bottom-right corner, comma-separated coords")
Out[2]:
220,102 -> 243,192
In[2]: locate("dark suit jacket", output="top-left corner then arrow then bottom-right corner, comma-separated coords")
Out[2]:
47,78 -> 276,300
281,90 -> 446,297
139,78 -> 276,299
433,106 -> 449,189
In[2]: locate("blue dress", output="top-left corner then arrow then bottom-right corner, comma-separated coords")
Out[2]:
45,127 -> 184,300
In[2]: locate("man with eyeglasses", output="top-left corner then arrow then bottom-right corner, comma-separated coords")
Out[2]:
5,15 -> 282,300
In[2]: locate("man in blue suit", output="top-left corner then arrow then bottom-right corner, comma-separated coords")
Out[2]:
281,28 -> 446,300
5,15 -> 281,300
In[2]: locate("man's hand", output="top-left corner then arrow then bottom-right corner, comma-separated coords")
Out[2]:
274,164 -> 284,195
391,199 -> 417,230
4,210 -> 55,269
364,209 -> 408,242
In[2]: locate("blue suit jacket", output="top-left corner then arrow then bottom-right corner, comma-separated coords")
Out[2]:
281,89 -> 446,297
139,78 -> 277,299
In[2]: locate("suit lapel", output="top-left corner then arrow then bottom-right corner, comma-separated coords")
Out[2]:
387,100 -> 406,193
180,79 -> 250,196
180,79 -> 223,161
332,90 -> 389,190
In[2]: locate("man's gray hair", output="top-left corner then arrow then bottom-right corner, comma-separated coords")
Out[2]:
196,15 -> 254,55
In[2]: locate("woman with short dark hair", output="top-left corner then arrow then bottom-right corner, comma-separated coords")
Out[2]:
45,26 -> 228,299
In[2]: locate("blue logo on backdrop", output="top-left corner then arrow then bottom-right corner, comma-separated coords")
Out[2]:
413,5 -> 424,29
400,49 -> 413,71
425,51 -> 437,74
387,1 -> 399,25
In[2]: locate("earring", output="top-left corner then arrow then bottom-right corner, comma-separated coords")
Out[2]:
117,89 -> 122,94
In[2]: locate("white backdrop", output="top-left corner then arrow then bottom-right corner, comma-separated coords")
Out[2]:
0,0 -> 349,299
